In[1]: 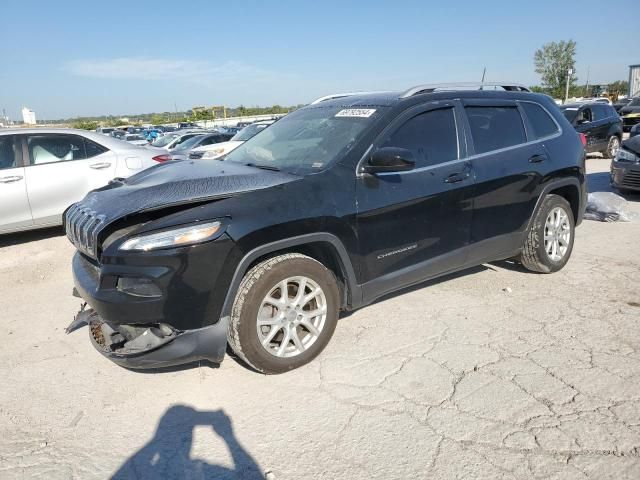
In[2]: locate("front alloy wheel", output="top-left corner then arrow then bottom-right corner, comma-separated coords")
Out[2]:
257,276 -> 328,358
228,253 -> 339,374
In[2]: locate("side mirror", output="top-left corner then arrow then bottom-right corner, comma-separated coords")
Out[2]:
363,147 -> 415,174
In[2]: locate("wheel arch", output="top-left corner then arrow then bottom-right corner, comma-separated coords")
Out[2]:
220,233 -> 361,320
527,177 -> 583,233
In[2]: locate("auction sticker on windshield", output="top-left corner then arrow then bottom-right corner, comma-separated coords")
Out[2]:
335,109 -> 376,118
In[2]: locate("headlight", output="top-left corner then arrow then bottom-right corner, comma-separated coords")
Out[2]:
202,148 -> 225,159
119,221 -> 222,251
614,149 -> 639,163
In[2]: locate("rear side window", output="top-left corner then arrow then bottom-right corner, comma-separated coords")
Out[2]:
465,106 -> 526,154
381,107 -> 458,168
201,135 -> 225,146
0,135 -> 18,170
84,138 -> 108,158
521,102 -> 559,139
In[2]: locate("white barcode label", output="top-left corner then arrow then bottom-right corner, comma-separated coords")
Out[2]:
335,108 -> 376,118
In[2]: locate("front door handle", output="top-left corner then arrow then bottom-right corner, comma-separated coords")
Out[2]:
89,162 -> 111,170
0,175 -> 23,183
444,172 -> 470,184
528,154 -> 547,163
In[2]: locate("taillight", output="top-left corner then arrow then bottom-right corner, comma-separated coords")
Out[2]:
152,154 -> 172,162
579,133 -> 587,147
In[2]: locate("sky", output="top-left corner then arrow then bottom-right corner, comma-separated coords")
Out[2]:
0,0 -> 637,120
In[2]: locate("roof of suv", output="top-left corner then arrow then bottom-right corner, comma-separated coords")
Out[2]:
309,83 -> 537,109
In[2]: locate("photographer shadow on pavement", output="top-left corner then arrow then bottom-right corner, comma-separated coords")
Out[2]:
111,405 -> 264,480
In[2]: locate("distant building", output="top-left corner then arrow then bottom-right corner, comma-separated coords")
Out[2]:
22,106 -> 36,125
630,64 -> 640,97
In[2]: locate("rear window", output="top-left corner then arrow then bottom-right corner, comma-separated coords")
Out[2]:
521,102 -> 559,139
465,106 -> 526,154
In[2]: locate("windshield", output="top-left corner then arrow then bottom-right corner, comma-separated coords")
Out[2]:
126,135 -> 144,141
174,134 -> 205,150
151,134 -> 178,147
560,107 -> 579,123
224,105 -> 387,174
232,123 -> 271,141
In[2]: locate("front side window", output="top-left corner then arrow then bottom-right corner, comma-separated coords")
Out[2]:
521,102 -> 559,139
465,106 -> 526,154
225,106 -> 387,174
380,107 -> 458,168
27,134 -> 87,165
0,135 -> 18,170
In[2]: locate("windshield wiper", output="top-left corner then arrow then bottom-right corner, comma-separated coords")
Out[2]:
245,162 -> 280,171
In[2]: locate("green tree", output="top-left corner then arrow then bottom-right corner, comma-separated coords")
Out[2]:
72,120 -> 99,130
150,114 -> 166,125
534,40 -> 578,100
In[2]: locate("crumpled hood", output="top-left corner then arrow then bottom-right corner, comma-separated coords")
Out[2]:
76,159 -> 298,224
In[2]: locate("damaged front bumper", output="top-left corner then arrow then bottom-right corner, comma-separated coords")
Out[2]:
71,306 -> 229,369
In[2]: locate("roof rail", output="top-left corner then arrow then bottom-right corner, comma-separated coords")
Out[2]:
400,82 -> 531,98
310,91 -> 387,105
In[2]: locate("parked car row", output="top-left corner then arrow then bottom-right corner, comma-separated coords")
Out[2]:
0,129 -> 165,234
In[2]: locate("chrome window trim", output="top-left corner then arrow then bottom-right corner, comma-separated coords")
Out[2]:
356,99 -> 564,178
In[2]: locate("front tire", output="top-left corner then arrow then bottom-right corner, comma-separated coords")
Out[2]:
520,194 -> 575,273
227,253 -> 340,374
604,135 -> 620,159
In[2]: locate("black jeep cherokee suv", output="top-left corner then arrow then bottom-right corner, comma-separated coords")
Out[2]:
65,83 -> 587,374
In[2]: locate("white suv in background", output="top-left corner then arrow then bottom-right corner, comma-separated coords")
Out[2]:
189,120 -> 274,160
0,129 -> 164,234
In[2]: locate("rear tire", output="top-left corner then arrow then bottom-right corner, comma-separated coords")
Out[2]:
227,253 -> 340,374
520,194 -> 575,273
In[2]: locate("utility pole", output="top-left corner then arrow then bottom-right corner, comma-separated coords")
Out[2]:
480,67 -> 486,89
564,68 -> 573,104
584,66 -> 590,97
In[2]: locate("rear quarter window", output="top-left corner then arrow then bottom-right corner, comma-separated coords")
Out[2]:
521,102 -> 559,139
465,106 -> 526,154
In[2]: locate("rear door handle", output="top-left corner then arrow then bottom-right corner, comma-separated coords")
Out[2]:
0,175 -> 23,183
444,172 -> 470,184
528,154 -> 547,163
89,162 -> 111,170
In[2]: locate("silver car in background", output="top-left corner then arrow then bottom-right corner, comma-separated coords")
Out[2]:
0,128 -> 164,234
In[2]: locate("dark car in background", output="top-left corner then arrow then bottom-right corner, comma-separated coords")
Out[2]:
65,83 -> 586,374
560,102 -> 622,157
613,97 -> 632,113
619,97 -> 640,132
611,135 -> 640,193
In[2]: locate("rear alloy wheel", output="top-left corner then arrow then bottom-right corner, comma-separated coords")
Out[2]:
605,136 -> 620,159
520,194 -> 575,273
227,253 -> 339,374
